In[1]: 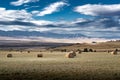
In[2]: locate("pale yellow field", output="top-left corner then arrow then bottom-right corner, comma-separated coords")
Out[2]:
0,51 -> 120,80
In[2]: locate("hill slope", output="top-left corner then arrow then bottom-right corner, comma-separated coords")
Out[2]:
53,41 -> 120,51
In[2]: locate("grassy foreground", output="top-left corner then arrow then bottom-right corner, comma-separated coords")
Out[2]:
0,51 -> 120,80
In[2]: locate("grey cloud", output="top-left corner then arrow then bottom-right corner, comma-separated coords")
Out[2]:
0,21 -> 37,26
0,12 -> 119,39
0,30 -> 86,39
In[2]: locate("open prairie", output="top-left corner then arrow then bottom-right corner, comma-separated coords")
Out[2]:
1,51 -> 120,80
1,0 -> 120,80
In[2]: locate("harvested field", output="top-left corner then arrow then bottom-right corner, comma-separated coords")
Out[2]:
0,51 -> 120,80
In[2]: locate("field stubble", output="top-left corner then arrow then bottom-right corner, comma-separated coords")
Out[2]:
0,51 -> 120,80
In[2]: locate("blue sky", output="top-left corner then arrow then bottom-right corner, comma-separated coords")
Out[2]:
0,0 -> 120,43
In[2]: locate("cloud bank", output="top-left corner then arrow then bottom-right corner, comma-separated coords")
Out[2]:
74,4 -> 120,16
0,36 -> 109,43
0,8 -> 32,21
10,0 -> 39,6
0,3 -> 120,43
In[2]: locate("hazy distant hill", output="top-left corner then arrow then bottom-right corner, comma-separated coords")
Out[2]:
0,40 -> 120,51
0,40 -> 72,50
53,41 -> 120,51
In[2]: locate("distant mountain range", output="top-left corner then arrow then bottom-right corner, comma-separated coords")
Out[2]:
0,30 -> 85,38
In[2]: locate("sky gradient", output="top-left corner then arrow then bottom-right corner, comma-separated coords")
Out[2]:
0,0 -> 120,43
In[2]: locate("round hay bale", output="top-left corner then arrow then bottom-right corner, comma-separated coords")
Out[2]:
27,51 -> 30,53
78,50 -> 82,54
7,54 -> 12,58
37,54 -> 43,57
107,50 -> 110,53
111,51 -> 117,55
20,51 -> 23,53
65,53 -> 74,58
72,52 -> 76,56
70,51 -> 76,56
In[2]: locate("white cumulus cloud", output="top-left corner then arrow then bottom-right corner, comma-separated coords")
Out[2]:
10,0 -> 39,6
74,4 -> 120,16
37,1 -> 68,16
0,7 -> 32,21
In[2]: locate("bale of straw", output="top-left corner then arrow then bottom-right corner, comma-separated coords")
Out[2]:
20,51 -> 23,53
7,54 -> 12,58
65,53 -> 74,58
72,52 -> 76,56
70,51 -> 76,56
37,54 -> 43,57
78,50 -> 82,54
27,51 -> 30,53
111,51 -> 117,55
107,50 -> 110,53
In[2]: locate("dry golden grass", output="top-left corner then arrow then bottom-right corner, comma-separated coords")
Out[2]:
0,51 -> 120,80
53,41 -> 120,52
